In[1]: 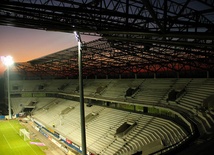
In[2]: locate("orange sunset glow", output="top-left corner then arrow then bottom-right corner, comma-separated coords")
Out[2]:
0,26 -> 98,76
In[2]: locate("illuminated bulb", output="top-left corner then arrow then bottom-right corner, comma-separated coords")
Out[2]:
1,55 -> 14,66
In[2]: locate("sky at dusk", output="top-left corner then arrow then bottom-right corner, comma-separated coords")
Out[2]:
0,26 -> 99,75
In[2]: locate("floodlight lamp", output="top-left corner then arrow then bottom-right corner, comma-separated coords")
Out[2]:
74,31 -> 83,43
74,31 -> 79,41
1,55 -> 14,66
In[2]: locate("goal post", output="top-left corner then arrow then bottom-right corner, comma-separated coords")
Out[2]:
19,129 -> 30,141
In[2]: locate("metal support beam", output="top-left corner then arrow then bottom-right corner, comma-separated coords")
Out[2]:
142,0 -> 164,33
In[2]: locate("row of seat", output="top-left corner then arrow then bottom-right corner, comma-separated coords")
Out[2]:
175,79 -> 214,131
30,99 -> 187,155
12,78 -> 209,104
9,78 -> 214,154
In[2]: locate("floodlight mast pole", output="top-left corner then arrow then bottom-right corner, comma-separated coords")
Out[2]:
2,56 -> 13,120
7,65 -> 12,119
74,31 -> 87,155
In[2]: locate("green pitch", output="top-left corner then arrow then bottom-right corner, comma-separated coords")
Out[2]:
0,120 -> 46,155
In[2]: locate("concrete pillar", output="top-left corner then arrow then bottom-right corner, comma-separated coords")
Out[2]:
154,73 -> 156,79
207,71 -> 209,78
135,73 -> 137,79
177,72 -> 180,79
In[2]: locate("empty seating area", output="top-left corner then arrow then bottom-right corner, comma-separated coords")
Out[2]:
177,79 -> 207,111
10,80 -> 43,92
172,78 -> 191,91
61,79 -> 79,93
133,79 -> 174,104
10,79 -> 78,93
31,99 -> 188,155
177,79 -> 214,110
10,78 -> 214,123
83,79 -> 111,96
11,97 -> 35,114
100,79 -> 142,99
175,79 -> 214,131
9,78 -> 214,154
12,78 -> 212,108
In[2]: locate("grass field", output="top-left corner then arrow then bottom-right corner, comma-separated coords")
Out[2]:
0,120 -> 46,155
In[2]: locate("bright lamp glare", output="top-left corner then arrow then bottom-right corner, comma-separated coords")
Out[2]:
1,55 -> 14,66
74,31 -> 79,41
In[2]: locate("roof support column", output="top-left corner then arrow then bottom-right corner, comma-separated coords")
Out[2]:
135,73 -> 137,79
154,73 -> 156,79
207,71 -> 209,78
177,72 -> 180,79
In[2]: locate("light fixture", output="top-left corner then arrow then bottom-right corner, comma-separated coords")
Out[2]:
1,55 -> 14,66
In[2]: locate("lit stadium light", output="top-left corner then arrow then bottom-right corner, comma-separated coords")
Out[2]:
1,55 -> 14,66
74,31 -> 83,44
74,31 -> 79,41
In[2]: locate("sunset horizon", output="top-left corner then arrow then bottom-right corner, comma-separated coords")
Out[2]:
0,26 -> 99,76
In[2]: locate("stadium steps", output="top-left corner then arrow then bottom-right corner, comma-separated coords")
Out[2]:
126,115 -> 186,153
159,78 -> 179,104
11,97 -> 34,114
31,100 -> 189,155
153,120 -> 175,146
94,136 -> 114,154
176,81 -> 202,105
206,112 -> 214,124
200,112 -> 214,129
84,79 -> 111,96
101,79 -> 137,99
176,78 -> 214,133
97,79 -> 114,96
129,79 -> 146,98
86,109 -> 130,153
175,104 -> 212,133
193,116 -> 209,135
208,112 -> 214,123
133,79 -> 174,104
121,116 -> 158,152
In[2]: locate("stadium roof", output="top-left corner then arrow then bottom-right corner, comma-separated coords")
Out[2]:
0,0 -> 214,78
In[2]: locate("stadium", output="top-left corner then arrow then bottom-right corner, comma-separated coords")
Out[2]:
0,0 -> 214,155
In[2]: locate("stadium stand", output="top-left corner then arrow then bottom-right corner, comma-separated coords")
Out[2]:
83,79 -> 111,96
100,79 -> 130,99
9,78 -> 214,154
2,1 -> 214,154
132,79 -> 174,104
31,100 -> 188,155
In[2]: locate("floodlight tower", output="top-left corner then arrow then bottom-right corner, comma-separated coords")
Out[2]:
74,31 -> 87,155
2,56 -> 14,119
